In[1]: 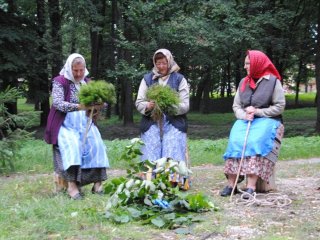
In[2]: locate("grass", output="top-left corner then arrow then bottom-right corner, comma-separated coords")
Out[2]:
3,134 -> 320,174
285,92 -> 316,105
1,152 -> 320,239
0,93 -> 318,239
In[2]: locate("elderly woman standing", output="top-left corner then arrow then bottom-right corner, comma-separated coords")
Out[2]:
220,50 -> 285,198
135,49 -> 189,163
45,53 -> 109,200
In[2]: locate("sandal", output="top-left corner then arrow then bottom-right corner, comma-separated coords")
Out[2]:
91,186 -> 104,195
69,192 -> 83,200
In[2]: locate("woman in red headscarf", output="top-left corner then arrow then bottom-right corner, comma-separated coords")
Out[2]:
220,50 -> 286,198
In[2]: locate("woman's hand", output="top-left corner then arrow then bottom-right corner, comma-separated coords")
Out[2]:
78,104 -> 86,111
245,106 -> 256,121
146,101 -> 155,111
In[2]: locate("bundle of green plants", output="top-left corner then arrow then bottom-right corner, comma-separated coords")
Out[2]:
104,138 -> 217,230
146,84 -> 180,121
78,80 -> 116,106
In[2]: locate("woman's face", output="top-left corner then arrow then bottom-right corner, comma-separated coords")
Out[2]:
244,55 -> 250,75
155,57 -> 169,76
72,63 -> 85,82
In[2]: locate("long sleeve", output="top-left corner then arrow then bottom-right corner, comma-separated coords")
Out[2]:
176,77 -> 190,115
52,80 -> 79,112
232,88 -> 247,120
135,78 -> 149,115
255,80 -> 285,117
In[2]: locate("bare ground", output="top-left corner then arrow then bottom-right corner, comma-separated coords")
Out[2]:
188,158 -> 320,239
106,158 -> 320,239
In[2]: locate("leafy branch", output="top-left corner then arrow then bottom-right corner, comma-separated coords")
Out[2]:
104,138 -> 218,229
0,87 -> 39,172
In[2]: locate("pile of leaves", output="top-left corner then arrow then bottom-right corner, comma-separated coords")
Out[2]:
78,80 -> 116,106
104,138 -> 217,230
146,84 -> 180,121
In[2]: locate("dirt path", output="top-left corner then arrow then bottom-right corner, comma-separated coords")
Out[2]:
190,158 -> 320,239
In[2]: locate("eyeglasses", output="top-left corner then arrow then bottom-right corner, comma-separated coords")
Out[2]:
156,63 -> 168,67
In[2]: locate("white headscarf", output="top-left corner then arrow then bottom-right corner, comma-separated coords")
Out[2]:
152,49 -> 180,80
59,53 -> 89,90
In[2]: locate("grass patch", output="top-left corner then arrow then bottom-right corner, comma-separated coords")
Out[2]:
285,92 -> 316,105
4,135 -> 320,174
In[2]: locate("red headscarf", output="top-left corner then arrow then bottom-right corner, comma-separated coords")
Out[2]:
241,50 -> 281,92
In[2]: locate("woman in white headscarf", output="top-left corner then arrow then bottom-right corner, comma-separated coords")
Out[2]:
45,53 -> 109,200
135,49 -> 190,163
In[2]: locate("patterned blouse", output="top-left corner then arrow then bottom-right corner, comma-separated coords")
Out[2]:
52,80 -> 79,113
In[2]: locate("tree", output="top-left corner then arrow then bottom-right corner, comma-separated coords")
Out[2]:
315,1 -> 320,133
0,1 -> 38,114
48,0 -> 63,78
0,87 -> 39,172
35,0 -> 50,126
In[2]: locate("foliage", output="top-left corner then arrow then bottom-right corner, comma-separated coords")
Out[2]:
104,138 -> 217,229
78,80 -> 116,106
0,87 -> 39,172
146,84 -> 180,121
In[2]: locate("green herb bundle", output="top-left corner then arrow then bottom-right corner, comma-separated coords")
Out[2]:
146,84 -> 180,121
78,80 -> 116,106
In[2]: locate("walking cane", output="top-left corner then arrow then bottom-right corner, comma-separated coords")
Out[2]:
229,120 -> 251,201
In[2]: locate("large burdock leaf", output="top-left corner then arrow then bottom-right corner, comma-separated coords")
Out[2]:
114,214 -> 130,223
151,217 -> 166,228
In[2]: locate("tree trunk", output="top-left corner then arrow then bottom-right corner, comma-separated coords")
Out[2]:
192,76 -> 205,111
121,1 -> 133,125
111,0 -> 120,116
315,2 -> 320,133
227,57 -> 232,97
220,66 -> 226,98
294,59 -> 303,106
90,0 -> 106,79
201,67 -> 212,114
36,0 -> 50,126
48,0 -> 62,78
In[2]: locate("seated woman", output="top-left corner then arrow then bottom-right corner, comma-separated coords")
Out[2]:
135,49 -> 189,163
220,50 -> 285,198
45,53 -> 109,200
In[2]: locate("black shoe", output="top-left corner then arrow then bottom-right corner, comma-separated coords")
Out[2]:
220,186 -> 237,197
242,188 -> 255,199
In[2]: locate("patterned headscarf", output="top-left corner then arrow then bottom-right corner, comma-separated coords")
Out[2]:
59,53 -> 89,88
241,50 -> 281,92
152,49 -> 180,80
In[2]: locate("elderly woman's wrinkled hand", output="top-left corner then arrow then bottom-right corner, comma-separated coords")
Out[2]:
146,101 -> 155,111
245,106 -> 256,121
85,103 -> 105,122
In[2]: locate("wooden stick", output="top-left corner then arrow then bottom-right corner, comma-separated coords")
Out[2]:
82,106 -> 94,148
229,120 -> 251,201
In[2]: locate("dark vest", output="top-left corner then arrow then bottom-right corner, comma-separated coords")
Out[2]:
44,75 -> 89,144
239,75 -> 282,120
140,72 -> 188,133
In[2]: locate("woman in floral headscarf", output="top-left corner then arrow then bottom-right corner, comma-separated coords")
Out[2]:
135,49 -> 190,163
220,50 -> 286,198
45,53 -> 109,200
